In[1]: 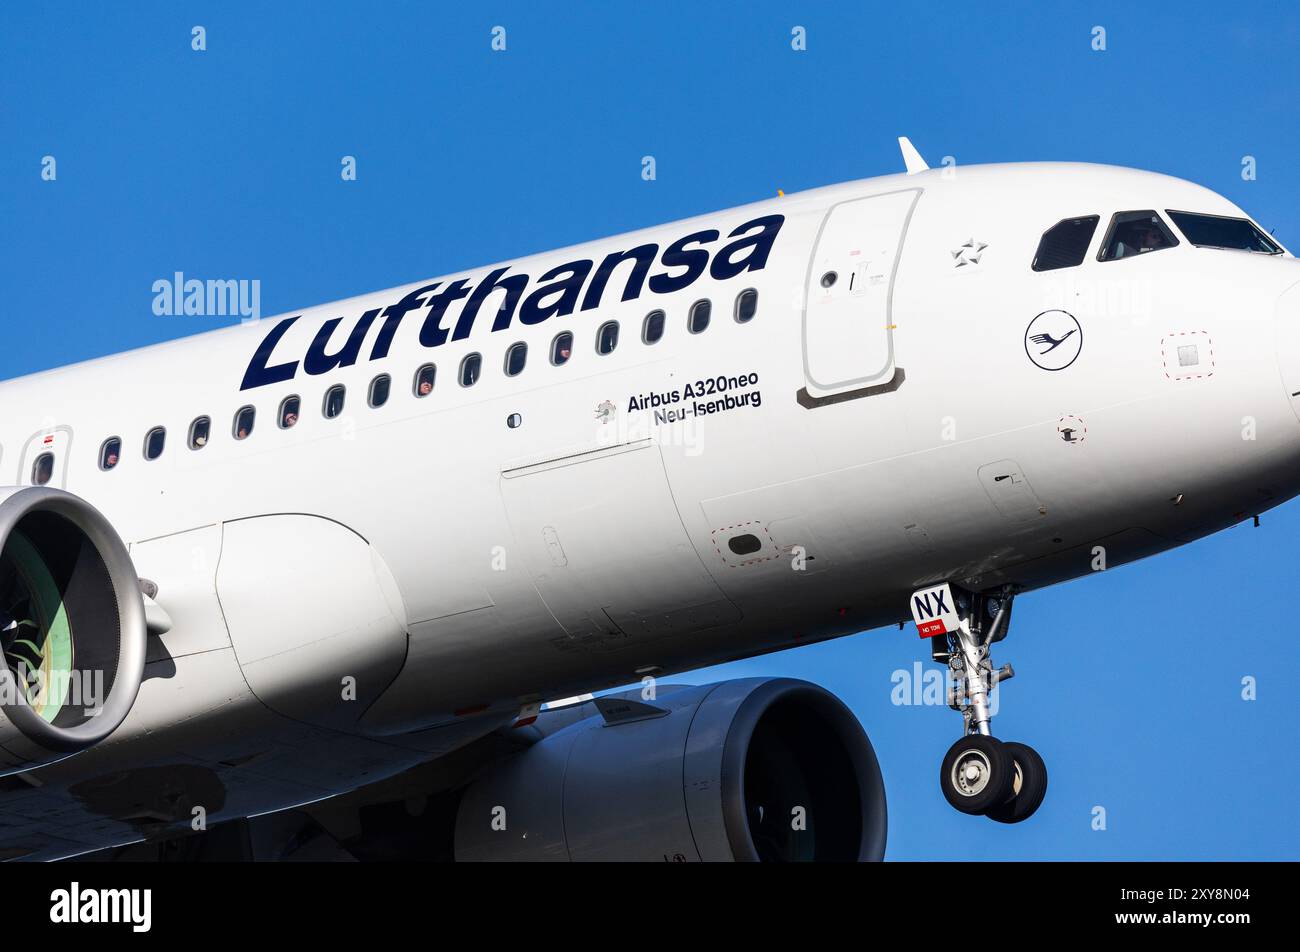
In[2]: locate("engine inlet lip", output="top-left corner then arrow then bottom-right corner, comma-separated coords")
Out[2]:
718,678 -> 887,862
0,487 -> 147,752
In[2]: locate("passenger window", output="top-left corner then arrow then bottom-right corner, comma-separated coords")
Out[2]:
460,353 -> 482,387
688,299 -> 711,333
234,406 -> 256,440
369,374 -> 391,408
100,437 -> 122,470
551,332 -> 573,366
279,395 -> 300,429
734,289 -> 758,323
1099,210 -> 1178,261
642,309 -> 665,344
1033,216 -> 1100,271
323,385 -> 346,418
32,452 -> 54,486
144,427 -> 166,460
505,342 -> 527,377
596,321 -> 619,355
414,364 -> 436,397
189,416 -> 211,449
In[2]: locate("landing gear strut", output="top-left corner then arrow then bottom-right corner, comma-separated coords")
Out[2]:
911,583 -> 1048,823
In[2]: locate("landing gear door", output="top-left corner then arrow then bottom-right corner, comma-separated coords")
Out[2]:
802,189 -> 920,400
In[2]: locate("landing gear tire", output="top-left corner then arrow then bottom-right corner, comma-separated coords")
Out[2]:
985,741 -> 1047,824
939,734 -> 1015,815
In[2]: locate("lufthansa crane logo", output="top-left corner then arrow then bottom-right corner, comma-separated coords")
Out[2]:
1024,310 -> 1083,371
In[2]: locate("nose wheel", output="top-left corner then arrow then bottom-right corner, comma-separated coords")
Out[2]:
940,734 -> 1013,814
985,741 -> 1048,824
939,735 -> 1047,820
912,583 -> 1048,823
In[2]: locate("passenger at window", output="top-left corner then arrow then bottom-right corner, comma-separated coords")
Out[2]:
418,379 -> 432,396
106,450 -> 119,467
280,396 -> 301,429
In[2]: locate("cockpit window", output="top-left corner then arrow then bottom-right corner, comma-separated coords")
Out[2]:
1166,211 -> 1283,255
1032,216 -> 1100,272
1098,210 -> 1179,261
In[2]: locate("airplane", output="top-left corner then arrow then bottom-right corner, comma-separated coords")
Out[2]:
0,137 -> 1295,861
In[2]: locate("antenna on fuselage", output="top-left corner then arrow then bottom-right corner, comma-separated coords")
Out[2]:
897,136 -> 929,175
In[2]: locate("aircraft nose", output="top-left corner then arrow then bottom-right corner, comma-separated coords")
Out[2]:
1276,280 -> 1300,423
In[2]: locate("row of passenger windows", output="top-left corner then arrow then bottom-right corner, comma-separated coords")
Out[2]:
76,289 -> 760,474
1032,208 -> 1283,272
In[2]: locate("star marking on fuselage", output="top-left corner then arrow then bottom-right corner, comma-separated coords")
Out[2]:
952,238 -> 988,267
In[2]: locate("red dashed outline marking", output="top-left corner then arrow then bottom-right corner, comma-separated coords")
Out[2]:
1160,331 -> 1215,381
710,521 -> 780,568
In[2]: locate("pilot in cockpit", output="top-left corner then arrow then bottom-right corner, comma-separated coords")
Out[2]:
1105,212 -> 1174,259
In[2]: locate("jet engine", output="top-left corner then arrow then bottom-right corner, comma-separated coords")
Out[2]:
454,677 -> 887,861
0,487 -> 147,775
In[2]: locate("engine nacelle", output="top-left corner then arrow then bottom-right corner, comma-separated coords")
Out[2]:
455,678 -> 886,861
0,487 -> 147,774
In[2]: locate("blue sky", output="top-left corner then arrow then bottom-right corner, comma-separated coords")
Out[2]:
3,2 -> 1297,859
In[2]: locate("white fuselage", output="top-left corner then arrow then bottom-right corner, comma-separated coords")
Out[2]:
3,161 -> 1299,858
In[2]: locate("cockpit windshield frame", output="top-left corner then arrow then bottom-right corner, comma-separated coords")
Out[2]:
1097,210 -> 1180,263
1165,209 -> 1285,255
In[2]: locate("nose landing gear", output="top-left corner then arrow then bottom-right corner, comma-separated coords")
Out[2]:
911,583 -> 1048,823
